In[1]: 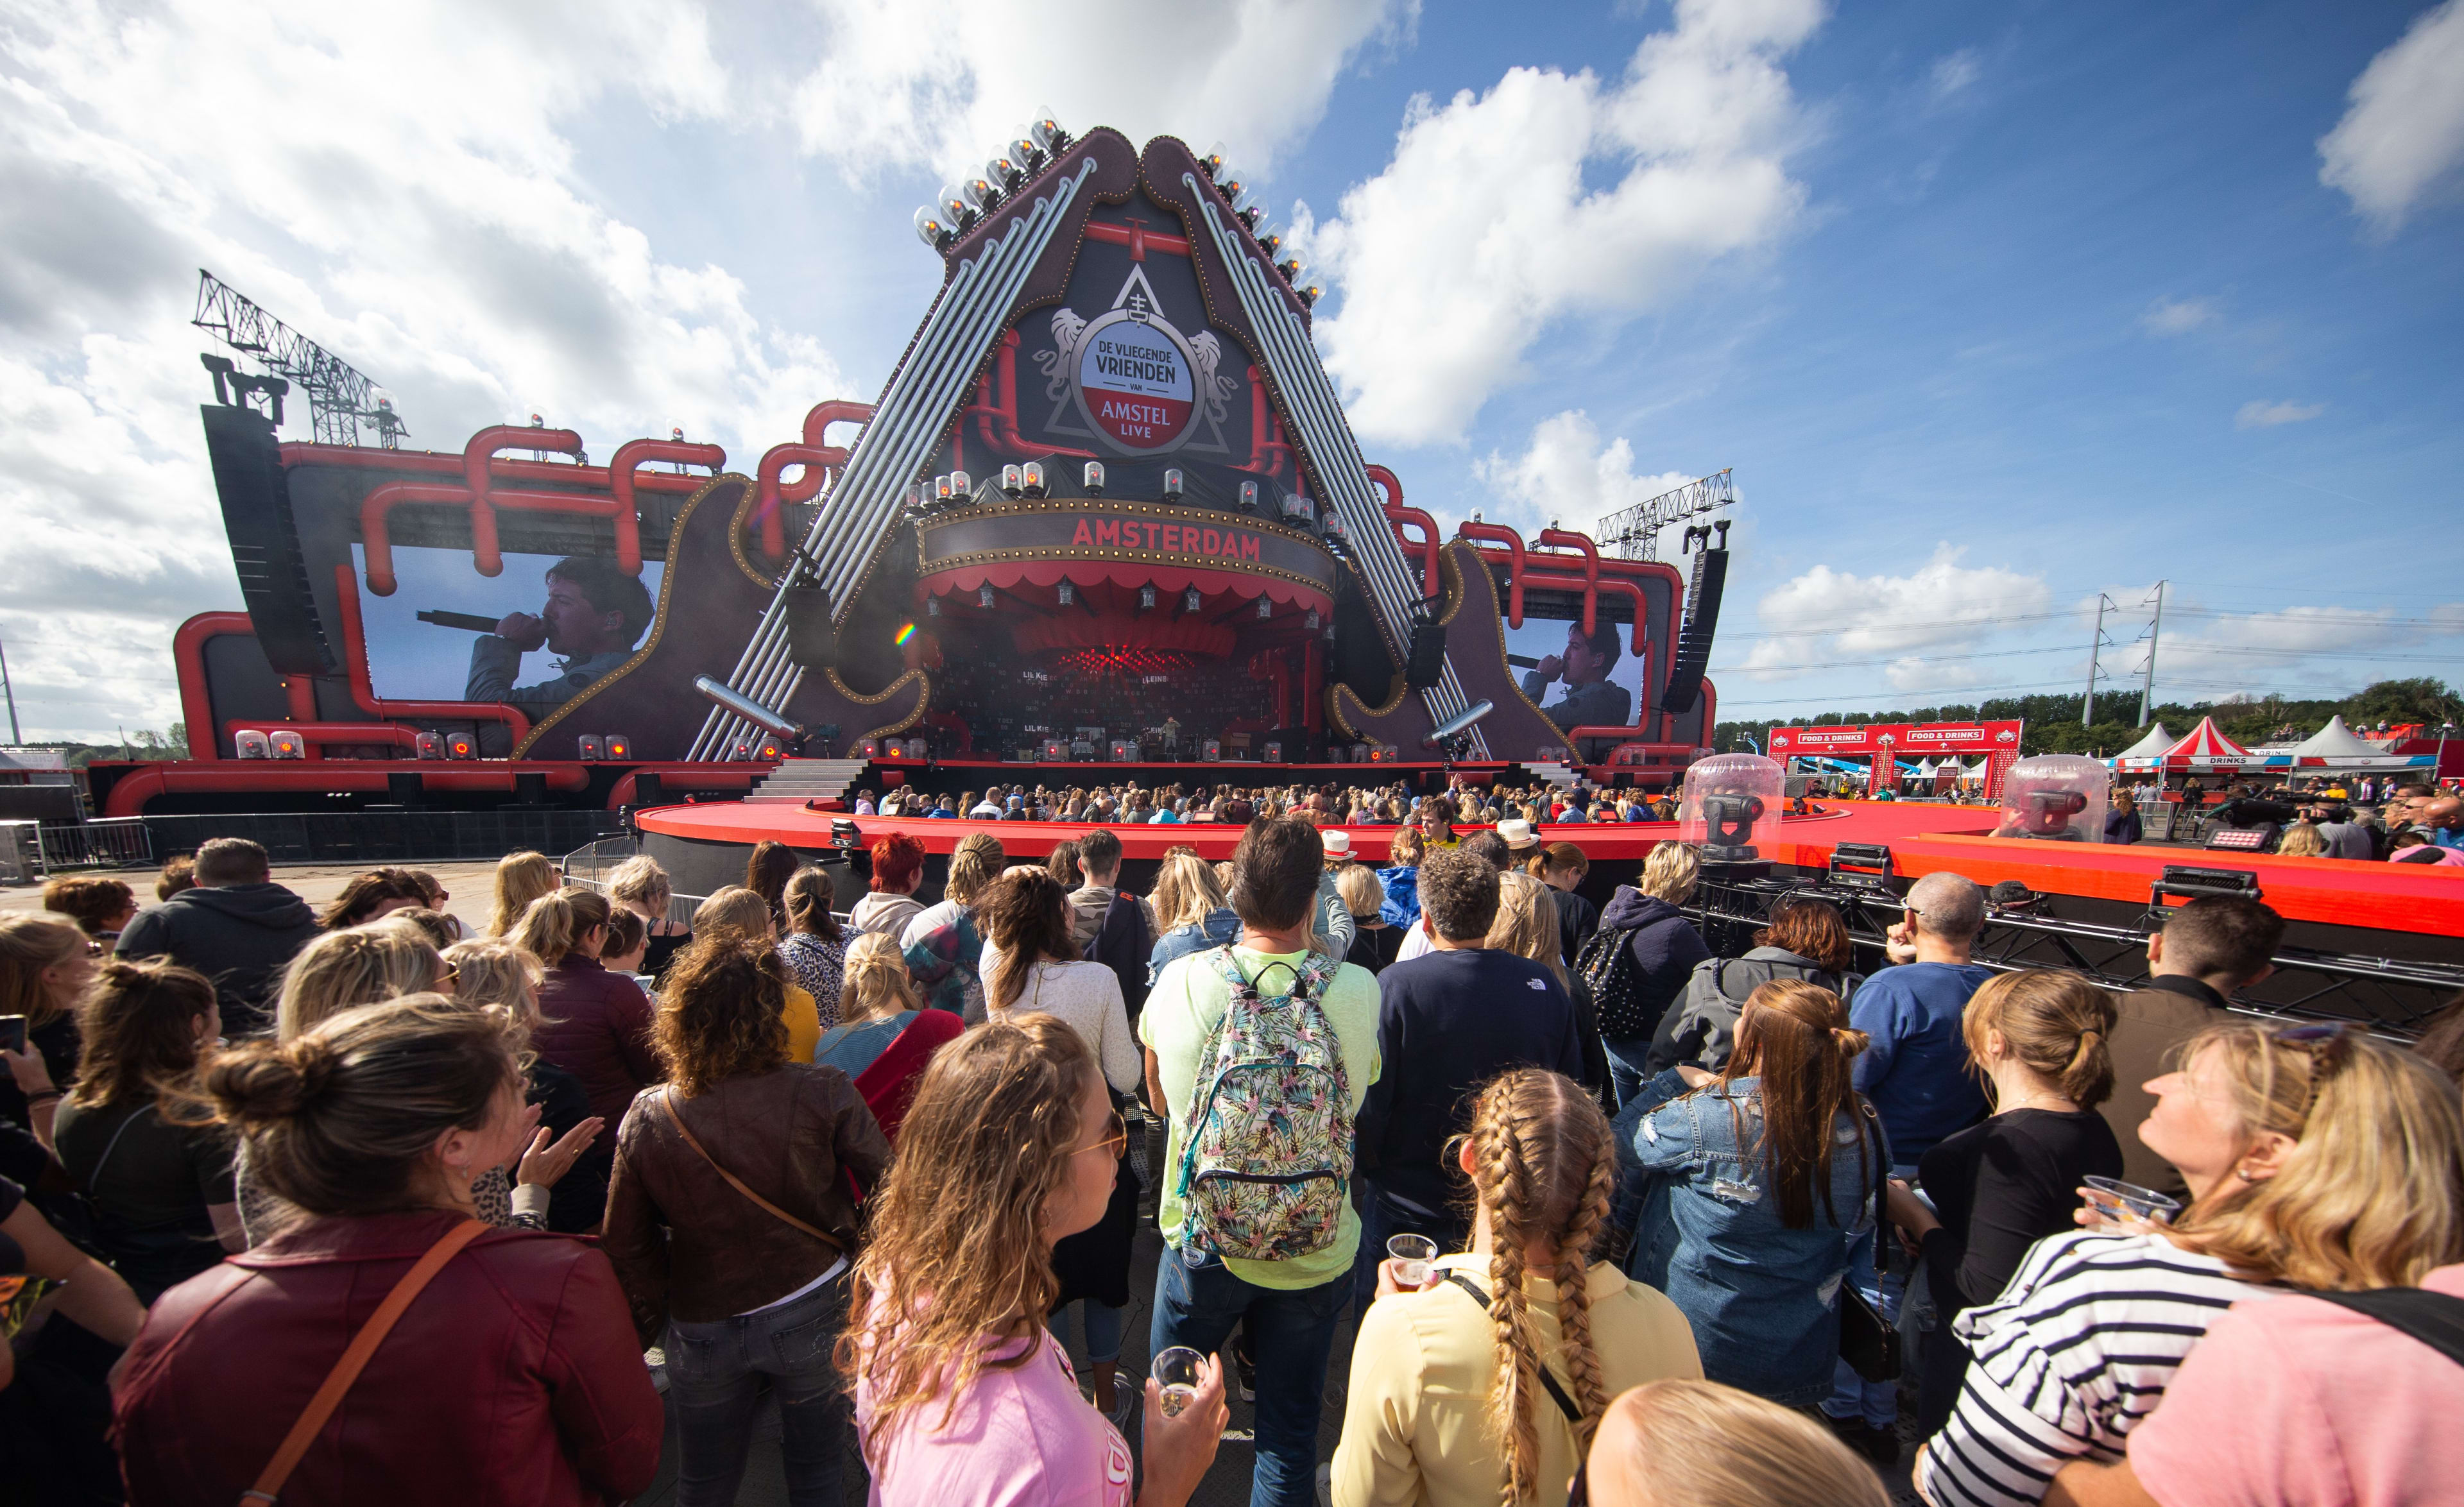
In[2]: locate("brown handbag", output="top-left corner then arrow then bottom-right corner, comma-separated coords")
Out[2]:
241,1218 -> 489,1505
654,1086 -> 844,1257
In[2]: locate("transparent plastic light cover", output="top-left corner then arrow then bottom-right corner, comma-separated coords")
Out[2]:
1992,754 -> 2110,842
1677,753 -> 1784,861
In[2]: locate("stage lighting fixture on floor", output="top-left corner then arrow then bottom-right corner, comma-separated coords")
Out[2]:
1264,742 -> 1283,762
950,470 -> 971,499
414,731 -> 443,760
234,730 -> 270,759
270,730 -> 306,759
447,734 -> 476,760
1042,738 -> 1068,760
1163,470 -> 1183,502
1084,461 -> 1105,495
855,738 -> 881,758
1202,740 -> 1220,761
1111,739 -> 1136,762
577,735 -> 605,760
934,475 -> 953,506
605,734 -> 631,759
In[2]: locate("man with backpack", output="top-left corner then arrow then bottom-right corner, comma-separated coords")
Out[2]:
1141,817 -> 1383,1507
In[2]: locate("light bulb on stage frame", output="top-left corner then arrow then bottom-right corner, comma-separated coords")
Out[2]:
949,470 -> 971,499
1000,464 -> 1023,497
1237,481 -> 1258,511
1021,461 -> 1045,497
1162,469 -> 1183,502
1083,461 -> 1105,496
914,207 -> 954,249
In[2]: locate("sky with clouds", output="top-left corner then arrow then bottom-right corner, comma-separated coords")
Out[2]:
3,0 -> 2460,742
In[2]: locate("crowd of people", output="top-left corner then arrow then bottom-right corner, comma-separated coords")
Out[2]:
0,806 -> 2459,1507
849,778 -> 1677,828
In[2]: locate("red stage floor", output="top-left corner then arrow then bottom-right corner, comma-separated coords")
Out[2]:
637,798 -> 2464,939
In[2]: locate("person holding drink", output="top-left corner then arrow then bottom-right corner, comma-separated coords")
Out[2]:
1332,1068 -> 1699,1507
844,1014 -> 1229,1507
1915,1021 -> 2464,1507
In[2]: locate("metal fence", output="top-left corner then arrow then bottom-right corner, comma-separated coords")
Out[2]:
139,810 -> 628,869
40,817 -> 154,872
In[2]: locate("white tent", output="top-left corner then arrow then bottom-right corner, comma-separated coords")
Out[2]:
2110,723 -> 2174,768
1912,758 -> 1937,779
2289,716 -> 2380,761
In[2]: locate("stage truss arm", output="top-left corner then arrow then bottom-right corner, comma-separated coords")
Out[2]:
193,269 -> 404,448
1598,468 -> 1733,561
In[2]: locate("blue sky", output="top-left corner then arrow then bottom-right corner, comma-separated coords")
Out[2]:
3,0 -> 2458,740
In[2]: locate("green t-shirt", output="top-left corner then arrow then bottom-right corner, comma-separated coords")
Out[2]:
1140,943 -> 1382,1291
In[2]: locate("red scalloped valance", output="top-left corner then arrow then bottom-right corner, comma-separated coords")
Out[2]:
917,558 -> 1331,617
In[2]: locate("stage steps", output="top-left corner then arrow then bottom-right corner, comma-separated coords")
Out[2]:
1521,761 -> 1580,792
742,758 -> 871,806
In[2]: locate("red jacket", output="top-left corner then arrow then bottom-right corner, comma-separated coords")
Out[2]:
531,955 -> 662,1127
112,1210 -> 662,1506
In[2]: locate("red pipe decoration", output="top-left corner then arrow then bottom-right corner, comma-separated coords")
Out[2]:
753,401 -> 877,559
1366,465 -> 1442,599
1516,571 -> 1649,654
608,437 -> 726,552
1245,368 -> 1296,488
172,611 -> 255,762
224,720 -> 422,754
1534,528 -> 1602,637
332,565 -> 531,742
1455,520 -> 1528,626
463,425 -> 585,578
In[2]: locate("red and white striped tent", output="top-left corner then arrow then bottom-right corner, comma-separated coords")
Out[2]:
2159,715 -> 2255,770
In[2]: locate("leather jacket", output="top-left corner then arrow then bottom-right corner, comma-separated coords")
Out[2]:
111,1209 -> 662,1506
603,1064 -> 891,1340
531,956 -> 661,1127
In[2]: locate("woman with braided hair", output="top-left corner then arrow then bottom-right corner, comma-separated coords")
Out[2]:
1331,1068 -> 1700,1507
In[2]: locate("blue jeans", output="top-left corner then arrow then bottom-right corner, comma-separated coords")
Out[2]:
1823,1165 -> 1917,1429
1151,1250 -> 1349,1507
1603,1037 -> 1654,1109
1049,1298 -> 1126,1364
665,1274 -> 851,1507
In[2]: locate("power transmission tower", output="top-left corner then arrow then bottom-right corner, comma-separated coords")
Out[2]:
1597,468 -> 1735,561
2137,580 -> 2166,727
192,271 -> 406,448
2083,593 -> 2116,727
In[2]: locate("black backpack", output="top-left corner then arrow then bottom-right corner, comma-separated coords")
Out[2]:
1574,920 -> 1656,1040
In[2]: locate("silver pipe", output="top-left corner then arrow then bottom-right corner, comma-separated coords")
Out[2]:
692,676 -> 803,738
1185,180 -> 1489,756
693,161 -> 1095,755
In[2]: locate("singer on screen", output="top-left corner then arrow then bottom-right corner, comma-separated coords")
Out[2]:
1519,620 -> 1631,731
465,556 -> 652,747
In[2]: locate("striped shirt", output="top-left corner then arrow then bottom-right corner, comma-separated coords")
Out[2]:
1915,1230 -> 2276,1507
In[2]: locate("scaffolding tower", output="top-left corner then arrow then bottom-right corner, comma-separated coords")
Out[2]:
1597,468 -> 1735,561
192,270 -> 404,448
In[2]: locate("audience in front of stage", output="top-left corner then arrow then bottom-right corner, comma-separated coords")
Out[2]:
42,874 -> 139,944
901,831 -> 1002,1019
112,837 -> 321,1037
848,832 -> 929,939
778,867 -> 848,1028
1593,842 -> 1713,1108
1068,828 -> 1156,1023
484,849 -> 561,937
606,854 -> 693,979
694,887 -> 823,1061
816,932 -> 963,1144
1145,849 -> 1240,983
1646,894 -> 1861,1075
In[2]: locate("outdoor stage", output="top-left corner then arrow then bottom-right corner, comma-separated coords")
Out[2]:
636,796 -> 2464,944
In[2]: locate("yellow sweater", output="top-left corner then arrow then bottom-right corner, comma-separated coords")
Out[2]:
783,983 -> 822,1064
1331,1253 -> 1702,1507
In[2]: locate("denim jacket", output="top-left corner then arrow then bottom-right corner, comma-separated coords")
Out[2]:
1148,907 -> 1241,985
1614,1068 -> 1885,1406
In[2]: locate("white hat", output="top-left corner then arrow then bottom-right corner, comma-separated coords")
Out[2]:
1322,830 -> 1354,858
1496,818 -> 1540,850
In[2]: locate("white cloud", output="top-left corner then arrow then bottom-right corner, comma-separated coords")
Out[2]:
2141,296 -> 2218,335
1303,0 -> 1824,446
1736,543 -> 2052,680
1468,410 -> 1693,543
789,0 -> 1417,186
0,1 -> 846,740
1928,48 -> 1981,103
2318,0 -> 2464,234
2236,399 -> 2325,429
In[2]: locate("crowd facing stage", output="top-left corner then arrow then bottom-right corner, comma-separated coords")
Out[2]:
0,802 -> 2459,1506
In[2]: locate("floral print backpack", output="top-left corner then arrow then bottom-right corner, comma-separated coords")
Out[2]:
1172,948 -> 1351,1263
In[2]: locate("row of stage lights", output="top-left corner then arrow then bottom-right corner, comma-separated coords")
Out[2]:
910,461 -> 1344,545
912,120 -> 1320,307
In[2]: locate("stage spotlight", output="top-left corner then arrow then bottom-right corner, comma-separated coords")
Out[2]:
1280,492 -> 1313,525
1276,257 -> 1303,282
413,731 -> 445,760
1256,597 -> 1272,620
925,596 -> 941,617
605,734 -> 631,760
728,738 -> 753,762
1022,461 -> 1045,497
1057,580 -> 1074,606
949,470 -> 972,500
1200,141 -> 1228,180
1140,585 -> 1157,609
447,734 -> 475,760
577,735 -> 605,760
1029,108 -> 1065,152
988,153 -> 1023,191
1238,481 -> 1258,511
914,207 -> 954,250
234,729 -> 270,760
1298,285 -> 1323,308
1258,228 -> 1283,257
1162,469 -> 1183,502
1001,464 -> 1023,498
934,474 -> 953,506
270,729 -> 306,760
1083,461 -> 1105,495
1185,586 -> 1201,612
978,584 -> 995,609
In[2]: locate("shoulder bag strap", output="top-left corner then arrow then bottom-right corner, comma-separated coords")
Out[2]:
2300,1287 -> 2464,1368
241,1218 -> 489,1505
80,1099 -> 156,1198
1440,1272 -> 1583,1424
656,1087 -> 844,1257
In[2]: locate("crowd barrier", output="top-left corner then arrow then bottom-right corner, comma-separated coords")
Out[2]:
135,810 -> 628,869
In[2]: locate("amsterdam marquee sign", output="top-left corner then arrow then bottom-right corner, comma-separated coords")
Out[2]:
918,499 -> 1340,596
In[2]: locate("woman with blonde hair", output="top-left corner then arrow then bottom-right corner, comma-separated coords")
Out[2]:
1917,1021 -> 2464,1507
1145,849 -> 1238,983
486,850 -> 560,937
273,924 -> 445,1041
902,830 -> 1003,1017
606,853 -> 692,978
604,935 -> 889,1506
1620,979 -> 1879,1407
843,1016 -> 1228,1507
1335,861 -> 1391,973
2275,820 -> 2327,857
445,937 -> 605,1235
1485,871 -> 1568,989
1334,1069 -> 1700,1507
1882,970 -> 2123,1432
815,932 -> 964,1144
1582,1379 -> 1887,1507
0,911 -> 98,1136
695,886 -> 825,1060
1591,843 -> 1713,1107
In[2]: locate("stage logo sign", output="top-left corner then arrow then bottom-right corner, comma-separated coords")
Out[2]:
1074,309 -> 1194,449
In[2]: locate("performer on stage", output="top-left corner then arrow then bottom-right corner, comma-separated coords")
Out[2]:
466,556 -> 653,749
1519,621 -> 1632,731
